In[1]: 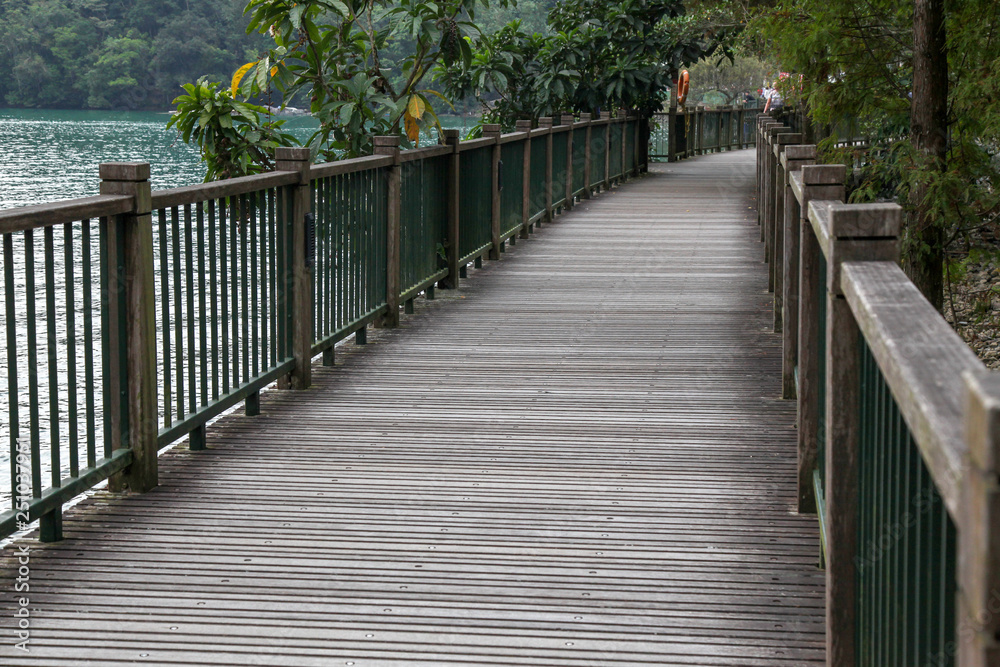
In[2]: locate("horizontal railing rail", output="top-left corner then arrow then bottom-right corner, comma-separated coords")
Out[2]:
0,111 -> 647,543
758,114 -> 1000,665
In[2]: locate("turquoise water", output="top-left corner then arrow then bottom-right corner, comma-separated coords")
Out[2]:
0,108 -> 478,209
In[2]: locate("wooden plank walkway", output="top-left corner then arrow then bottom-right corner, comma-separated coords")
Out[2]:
0,150 -> 825,665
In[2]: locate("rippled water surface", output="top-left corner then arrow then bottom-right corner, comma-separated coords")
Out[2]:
0,108 -> 329,208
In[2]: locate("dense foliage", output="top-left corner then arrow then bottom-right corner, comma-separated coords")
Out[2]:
0,0 -> 271,110
0,0 -> 553,111
753,0 -> 1000,308
439,0 -> 740,126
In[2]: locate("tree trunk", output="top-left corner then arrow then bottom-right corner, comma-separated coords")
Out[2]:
907,0 -> 948,310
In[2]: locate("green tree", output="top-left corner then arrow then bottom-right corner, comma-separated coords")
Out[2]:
85,33 -> 154,109
753,0 -> 1000,310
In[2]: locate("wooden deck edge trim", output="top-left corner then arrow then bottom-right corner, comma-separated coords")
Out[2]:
842,260 -> 982,520
151,172 -> 299,210
0,195 -> 134,235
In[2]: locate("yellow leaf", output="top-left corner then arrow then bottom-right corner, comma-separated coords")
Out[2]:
270,66 -> 278,77
407,95 -> 426,121
404,110 -> 420,143
231,61 -> 258,96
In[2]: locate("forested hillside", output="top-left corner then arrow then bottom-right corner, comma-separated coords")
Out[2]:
0,0 -> 553,111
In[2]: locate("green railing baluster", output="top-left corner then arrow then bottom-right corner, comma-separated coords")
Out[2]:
185,204 -> 196,415
197,203 -> 208,405
220,200 -> 230,394
230,198 -> 240,388
99,220 -> 111,460
3,233 -> 19,509
209,200 -> 220,400
24,230 -> 41,499
240,194 -> 250,384
63,222 -> 78,478
171,206 -> 184,419
85,221 -> 103,464
158,209 -> 171,426
251,193 -> 260,378
43,225 -> 60,494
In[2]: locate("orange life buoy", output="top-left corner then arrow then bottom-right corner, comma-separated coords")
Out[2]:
677,70 -> 690,105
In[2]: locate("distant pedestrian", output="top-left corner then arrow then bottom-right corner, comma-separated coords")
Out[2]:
763,82 -> 784,117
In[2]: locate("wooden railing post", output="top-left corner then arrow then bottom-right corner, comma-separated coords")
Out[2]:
483,124 -> 502,258
440,129 -> 461,288
100,163 -> 158,509
960,372 -> 1000,666
797,165 -> 846,515
819,200 -> 902,666
581,115 -> 593,198
537,117 -> 553,223
372,137 -> 401,328
515,120 -> 532,239
779,144 -> 817,397
275,147 -> 315,384
770,132 -> 803,305
639,113 -> 650,172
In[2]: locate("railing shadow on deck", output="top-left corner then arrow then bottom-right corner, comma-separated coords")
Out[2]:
0,111 -> 648,545
758,115 -> 1000,666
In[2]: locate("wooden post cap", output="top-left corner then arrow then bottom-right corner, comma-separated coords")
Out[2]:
965,371 -> 1000,473
537,117 -> 554,128
578,113 -> 591,122
514,120 -> 532,132
785,145 -> 818,161
274,147 -> 310,161
482,124 -> 502,138
99,163 -> 150,181
829,202 -> 902,238
801,164 -> 846,185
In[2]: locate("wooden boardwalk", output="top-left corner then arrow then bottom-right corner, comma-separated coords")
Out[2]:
0,150 -> 825,665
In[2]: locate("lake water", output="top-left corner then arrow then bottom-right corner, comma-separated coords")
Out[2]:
0,108 -> 478,208
0,107 -> 477,513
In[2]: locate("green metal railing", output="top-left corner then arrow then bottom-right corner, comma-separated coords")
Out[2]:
571,127 -> 587,197
0,199 -> 135,540
856,340 -> 957,665
609,123 -> 623,180
551,131 -> 568,209
399,156 -> 447,298
529,135 -> 548,222
313,165 -> 389,348
458,145 -> 493,263
589,126 -> 606,188
626,121 -> 637,173
152,187 -> 295,449
500,142 -> 525,238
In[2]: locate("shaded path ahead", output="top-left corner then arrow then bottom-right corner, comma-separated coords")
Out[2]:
1,150 -> 824,665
